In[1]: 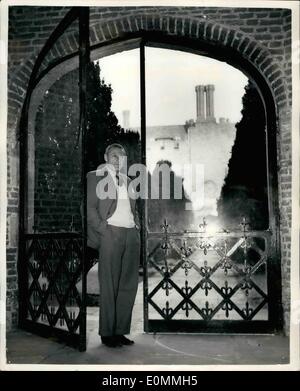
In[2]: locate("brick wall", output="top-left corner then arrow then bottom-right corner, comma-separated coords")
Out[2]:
7,5 -> 292,333
33,69 -> 82,232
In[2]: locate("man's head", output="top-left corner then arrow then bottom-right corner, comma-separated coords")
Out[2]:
104,143 -> 127,172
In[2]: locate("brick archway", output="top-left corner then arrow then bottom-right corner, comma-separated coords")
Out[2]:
9,12 -> 288,136
7,6 -> 292,333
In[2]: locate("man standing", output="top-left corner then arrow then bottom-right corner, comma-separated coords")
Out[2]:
87,143 -> 140,348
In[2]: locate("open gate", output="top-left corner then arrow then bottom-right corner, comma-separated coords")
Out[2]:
18,8 -> 90,351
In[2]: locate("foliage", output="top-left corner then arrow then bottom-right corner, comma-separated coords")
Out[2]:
86,61 -> 140,172
217,81 -> 269,230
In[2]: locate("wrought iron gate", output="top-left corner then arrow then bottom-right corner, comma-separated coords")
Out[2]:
21,233 -> 84,346
144,218 -> 280,333
140,41 -> 282,334
18,8 -> 90,351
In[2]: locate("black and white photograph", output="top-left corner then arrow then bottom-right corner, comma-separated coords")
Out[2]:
0,0 -> 299,370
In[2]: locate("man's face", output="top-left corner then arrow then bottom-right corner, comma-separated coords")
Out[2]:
105,147 -> 126,172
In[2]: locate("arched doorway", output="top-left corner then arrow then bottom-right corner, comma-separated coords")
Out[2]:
18,7 -> 282,352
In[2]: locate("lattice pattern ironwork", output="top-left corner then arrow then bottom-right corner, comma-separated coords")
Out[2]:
147,218 -> 269,322
25,234 -> 84,334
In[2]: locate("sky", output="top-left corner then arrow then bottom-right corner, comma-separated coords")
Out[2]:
97,47 -> 248,129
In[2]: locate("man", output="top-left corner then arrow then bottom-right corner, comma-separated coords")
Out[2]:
87,143 -> 140,348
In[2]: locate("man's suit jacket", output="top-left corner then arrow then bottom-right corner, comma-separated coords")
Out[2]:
86,168 -> 140,250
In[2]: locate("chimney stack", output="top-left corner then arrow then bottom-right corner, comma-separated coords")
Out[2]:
122,110 -> 130,128
206,84 -> 215,122
195,84 -> 216,123
195,85 -> 205,122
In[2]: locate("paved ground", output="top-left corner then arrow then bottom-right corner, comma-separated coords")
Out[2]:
5,329 -> 289,366
6,281 -> 289,366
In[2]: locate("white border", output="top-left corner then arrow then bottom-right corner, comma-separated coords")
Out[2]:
290,0 -> 300,371
0,0 -> 8,374
0,0 -> 299,372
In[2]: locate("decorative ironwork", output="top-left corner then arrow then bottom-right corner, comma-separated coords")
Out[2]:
180,241 -> 193,276
182,301 -> 193,317
160,219 -> 172,274
161,219 -> 169,233
162,301 -> 173,318
25,234 -> 83,334
199,217 -> 207,233
220,242 -> 232,275
197,239 -> 212,255
200,261 -> 213,296
240,217 -> 252,272
242,301 -> 254,318
241,265 -> 253,296
161,274 -> 173,296
182,280 -> 192,296
202,301 -> 213,318
147,217 -> 270,327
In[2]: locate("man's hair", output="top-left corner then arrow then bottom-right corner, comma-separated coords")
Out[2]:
104,143 -> 127,156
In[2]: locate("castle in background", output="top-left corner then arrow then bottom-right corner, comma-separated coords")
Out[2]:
130,84 -> 237,227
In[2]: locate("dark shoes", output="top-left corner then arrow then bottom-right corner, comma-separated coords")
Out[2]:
101,335 -> 134,348
101,336 -> 122,348
116,335 -> 134,346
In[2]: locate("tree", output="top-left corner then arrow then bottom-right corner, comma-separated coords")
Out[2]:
86,61 -> 140,172
217,81 -> 269,230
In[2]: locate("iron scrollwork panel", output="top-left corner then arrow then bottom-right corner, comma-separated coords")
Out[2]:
26,234 -> 84,334
146,218 -> 269,324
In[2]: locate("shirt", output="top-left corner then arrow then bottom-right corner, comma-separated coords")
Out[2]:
105,167 -> 135,228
